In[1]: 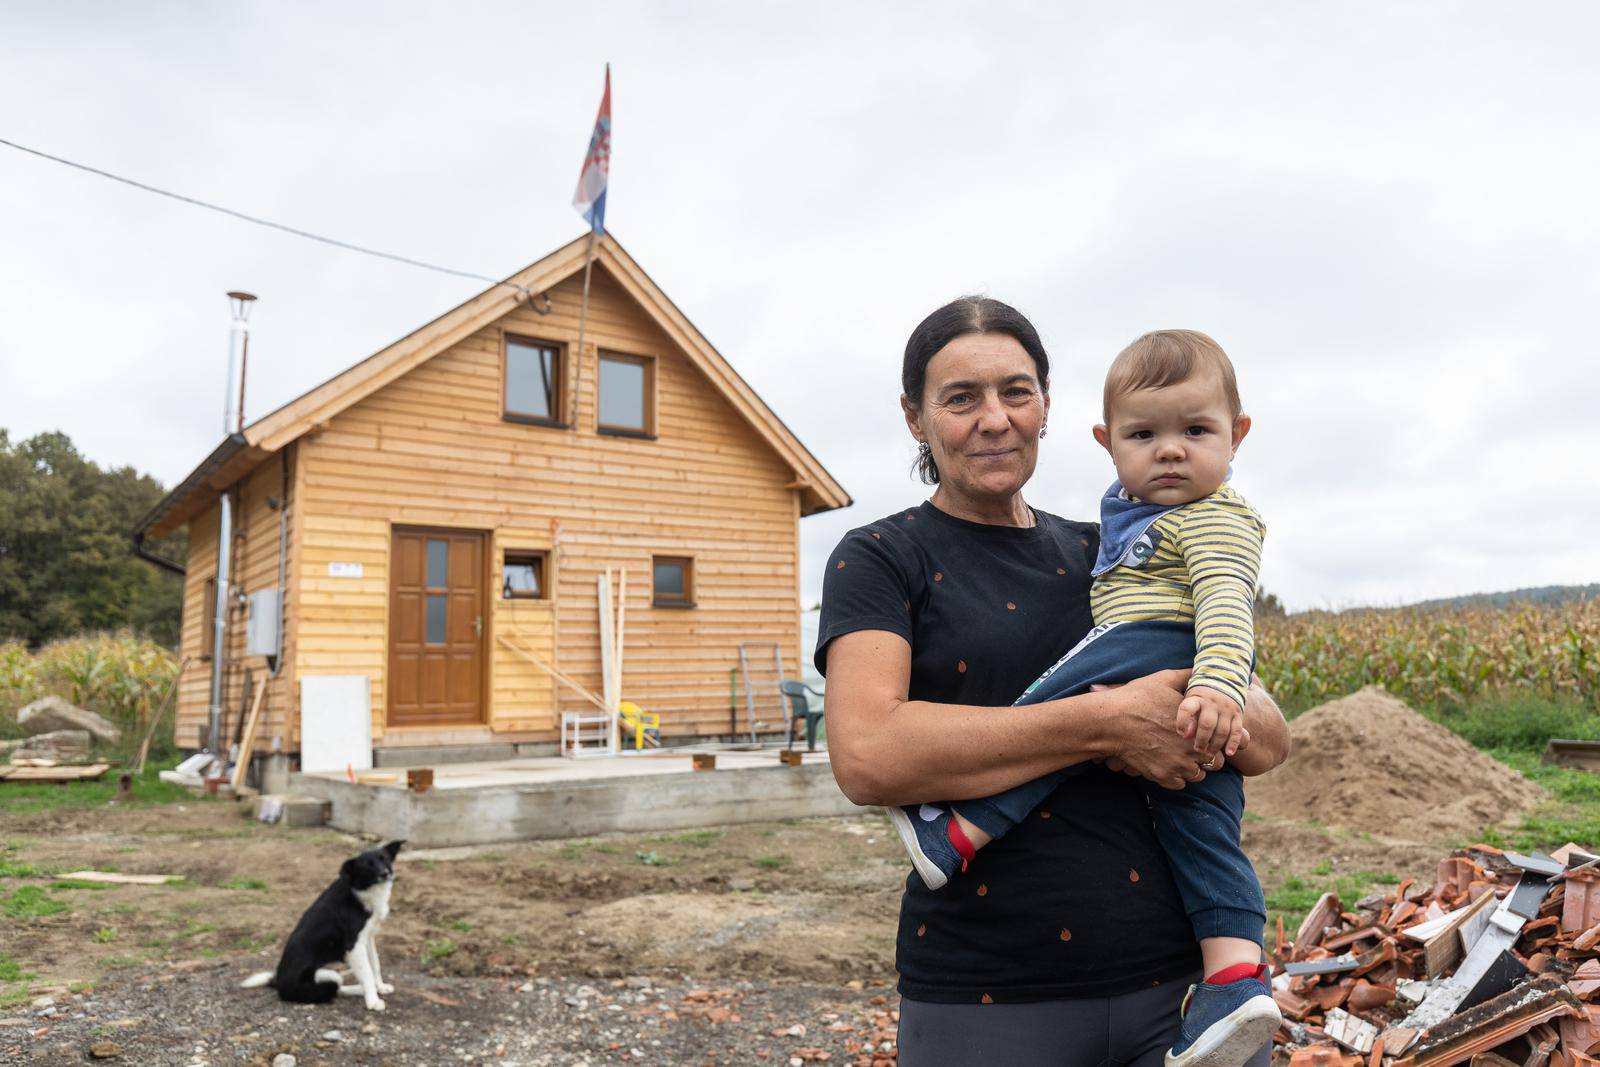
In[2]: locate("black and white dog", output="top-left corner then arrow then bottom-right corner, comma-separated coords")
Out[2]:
240,840 -> 403,1011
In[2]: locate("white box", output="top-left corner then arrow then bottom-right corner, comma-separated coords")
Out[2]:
299,675 -> 372,773
246,589 -> 280,657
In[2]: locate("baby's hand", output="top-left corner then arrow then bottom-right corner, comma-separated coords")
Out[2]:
1175,687 -> 1245,759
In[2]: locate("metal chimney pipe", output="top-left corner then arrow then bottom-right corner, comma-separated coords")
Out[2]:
207,291 -> 256,767
223,292 -> 255,436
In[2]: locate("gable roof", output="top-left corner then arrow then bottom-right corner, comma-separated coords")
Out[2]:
137,232 -> 850,538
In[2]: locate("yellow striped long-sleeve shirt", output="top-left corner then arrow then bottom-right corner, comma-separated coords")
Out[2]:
1089,484 -> 1265,709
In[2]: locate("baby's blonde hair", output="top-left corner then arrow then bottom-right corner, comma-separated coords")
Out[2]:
1102,329 -> 1241,425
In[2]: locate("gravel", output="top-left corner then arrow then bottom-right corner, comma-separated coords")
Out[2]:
1,964 -> 901,1066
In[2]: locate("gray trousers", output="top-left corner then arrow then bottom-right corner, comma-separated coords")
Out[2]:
898,972 -> 1273,1067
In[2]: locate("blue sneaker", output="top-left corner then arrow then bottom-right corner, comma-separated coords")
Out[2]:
1165,969 -> 1280,1067
886,803 -> 963,890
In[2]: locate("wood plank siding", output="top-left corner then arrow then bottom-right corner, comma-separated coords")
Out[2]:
175,445 -> 300,750
176,263 -> 807,750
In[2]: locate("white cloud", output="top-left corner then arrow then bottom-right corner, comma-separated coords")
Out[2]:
2,1 -> 1596,614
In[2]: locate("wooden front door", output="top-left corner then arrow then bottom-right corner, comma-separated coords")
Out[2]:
388,526 -> 487,727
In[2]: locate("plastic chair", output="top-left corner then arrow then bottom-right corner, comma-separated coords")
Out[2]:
778,680 -> 825,751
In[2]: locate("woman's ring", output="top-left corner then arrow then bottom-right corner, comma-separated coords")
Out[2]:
1202,758 -> 1216,771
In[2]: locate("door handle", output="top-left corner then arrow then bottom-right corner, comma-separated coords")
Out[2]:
474,615 -> 483,638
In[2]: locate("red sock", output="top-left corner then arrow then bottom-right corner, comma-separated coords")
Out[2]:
946,818 -> 976,872
1206,963 -> 1267,986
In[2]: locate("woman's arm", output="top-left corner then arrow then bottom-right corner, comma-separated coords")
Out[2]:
824,628 -> 1213,806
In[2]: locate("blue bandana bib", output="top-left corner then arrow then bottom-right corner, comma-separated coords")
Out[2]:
1091,481 -> 1178,577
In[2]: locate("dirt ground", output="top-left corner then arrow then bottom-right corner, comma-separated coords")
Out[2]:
0,780 -> 1487,1065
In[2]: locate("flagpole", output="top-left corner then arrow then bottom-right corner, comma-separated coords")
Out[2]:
570,228 -> 598,431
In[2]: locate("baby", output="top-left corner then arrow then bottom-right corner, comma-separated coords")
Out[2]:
889,329 -> 1279,1067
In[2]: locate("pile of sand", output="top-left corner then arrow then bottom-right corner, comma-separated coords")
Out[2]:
1245,686 -> 1547,842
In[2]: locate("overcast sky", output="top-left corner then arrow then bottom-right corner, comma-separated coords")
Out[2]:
3,3 -> 1596,612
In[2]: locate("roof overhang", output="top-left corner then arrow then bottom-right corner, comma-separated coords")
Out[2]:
135,434 -> 271,539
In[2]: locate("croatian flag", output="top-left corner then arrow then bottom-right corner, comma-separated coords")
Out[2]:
572,65 -> 611,234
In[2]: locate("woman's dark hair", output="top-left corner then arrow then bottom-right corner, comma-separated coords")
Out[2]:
902,296 -> 1051,484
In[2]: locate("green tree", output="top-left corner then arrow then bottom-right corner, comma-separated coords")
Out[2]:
1254,587 -> 1286,617
0,430 -> 184,647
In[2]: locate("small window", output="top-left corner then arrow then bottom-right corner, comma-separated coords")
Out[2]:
652,555 -> 694,607
503,335 -> 564,425
598,352 -> 655,436
200,576 -> 218,660
502,550 -> 549,599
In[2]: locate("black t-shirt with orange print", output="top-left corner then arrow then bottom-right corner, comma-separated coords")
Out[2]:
816,499 -> 1202,1003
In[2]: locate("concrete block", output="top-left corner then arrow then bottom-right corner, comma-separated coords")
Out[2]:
247,793 -> 330,828
258,753 -> 293,796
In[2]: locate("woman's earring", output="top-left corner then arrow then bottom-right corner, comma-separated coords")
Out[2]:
918,441 -> 932,458
1038,425 -> 1048,439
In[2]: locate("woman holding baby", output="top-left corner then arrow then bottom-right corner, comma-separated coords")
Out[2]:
816,297 -> 1290,1067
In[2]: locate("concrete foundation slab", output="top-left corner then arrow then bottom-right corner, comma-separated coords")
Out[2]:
292,748 -> 861,846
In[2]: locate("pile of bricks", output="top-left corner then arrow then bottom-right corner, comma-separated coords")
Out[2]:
1273,842 -> 1600,1066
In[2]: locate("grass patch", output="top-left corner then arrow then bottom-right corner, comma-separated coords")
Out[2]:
1430,694 -> 1600,751
1,885 -> 71,919
1263,870 -> 1398,934
634,851 -> 672,867
658,830 -> 722,847
0,953 -> 27,982
93,927 -> 117,943
559,840 -> 616,860
448,919 -> 473,933
0,860 -> 45,878
97,955 -> 142,969
219,878 -> 269,891
0,761 -> 196,814
0,986 -> 31,1008
754,855 -> 792,870
421,938 -> 457,964
48,879 -> 114,891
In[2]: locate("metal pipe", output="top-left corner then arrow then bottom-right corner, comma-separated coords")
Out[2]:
208,291 -> 255,764
223,291 -> 255,436
130,531 -> 185,576
236,325 -> 250,433
207,488 -> 232,760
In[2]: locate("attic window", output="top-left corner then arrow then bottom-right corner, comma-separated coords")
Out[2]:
503,550 -> 548,600
503,335 -> 565,426
598,351 -> 655,437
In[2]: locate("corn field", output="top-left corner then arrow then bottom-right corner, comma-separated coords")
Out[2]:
1256,597 -> 1600,713
0,631 -> 181,756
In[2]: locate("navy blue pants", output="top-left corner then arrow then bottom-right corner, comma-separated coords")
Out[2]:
951,620 -> 1267,944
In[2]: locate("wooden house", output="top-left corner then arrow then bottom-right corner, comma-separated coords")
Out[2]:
134,233 -> 849,764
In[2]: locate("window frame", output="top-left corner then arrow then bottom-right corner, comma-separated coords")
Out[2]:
200,576 -> 218,660
500,332 -> 568,428
501,549 -> 551,601
596,349 -> 658,439
651,555 -> 695,608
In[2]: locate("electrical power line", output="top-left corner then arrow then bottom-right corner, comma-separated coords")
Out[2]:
0,135 -> 534,295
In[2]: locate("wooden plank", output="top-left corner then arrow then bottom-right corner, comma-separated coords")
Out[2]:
230,676 -> 268,791
57,871 -> 180,886
0,763 -> 111,783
